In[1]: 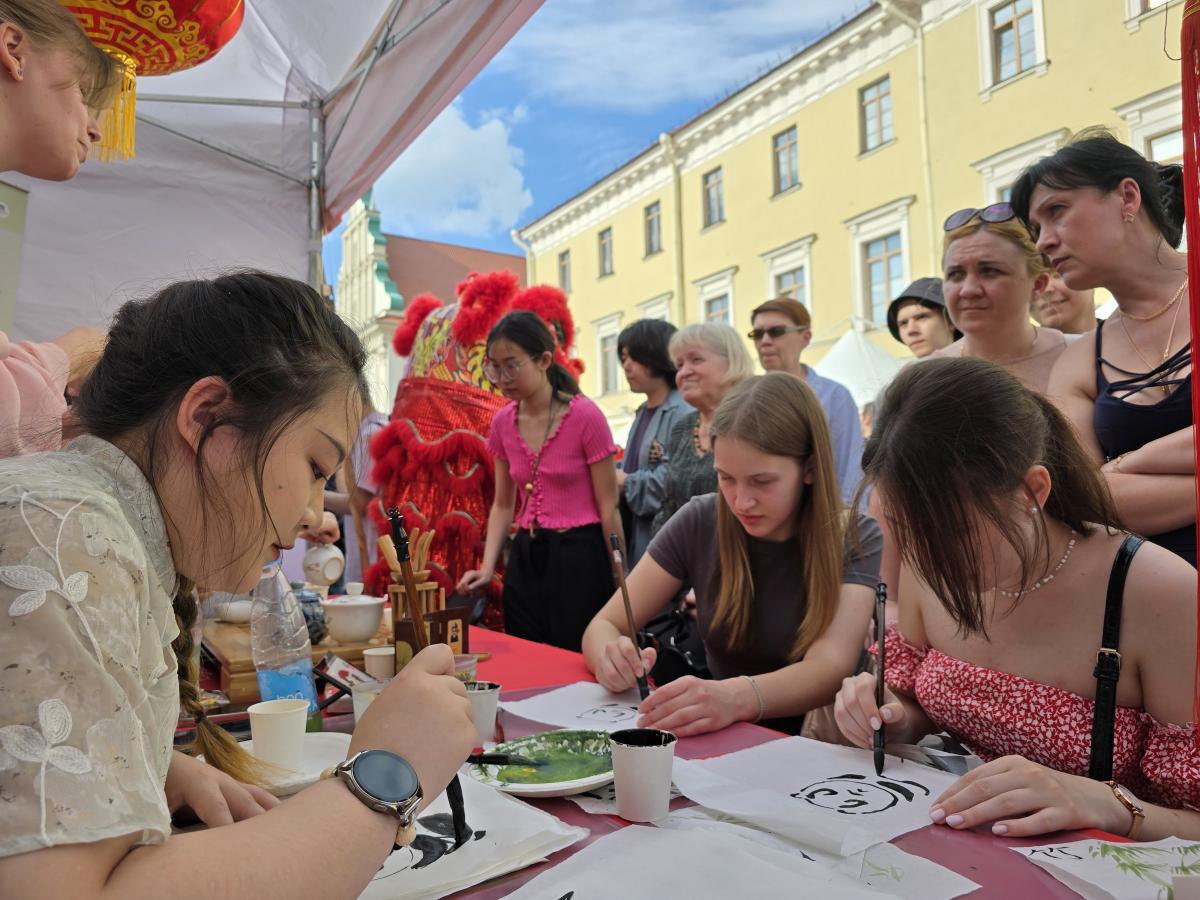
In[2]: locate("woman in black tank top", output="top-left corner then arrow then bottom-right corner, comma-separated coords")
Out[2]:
1011,130 -> 1195,566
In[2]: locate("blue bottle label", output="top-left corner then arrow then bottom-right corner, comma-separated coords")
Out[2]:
256,660 -> 319,715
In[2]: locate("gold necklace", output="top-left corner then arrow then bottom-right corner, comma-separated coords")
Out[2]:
1119,294 -> 1184,395
521,398 -> 557,494
1119,277 -> 1188,322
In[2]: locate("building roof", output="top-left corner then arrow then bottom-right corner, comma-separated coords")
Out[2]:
383,234 -> 526,301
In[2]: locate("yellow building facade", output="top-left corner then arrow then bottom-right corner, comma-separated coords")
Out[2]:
514,0 -> 1183,436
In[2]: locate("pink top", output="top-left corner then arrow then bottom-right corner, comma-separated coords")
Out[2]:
486,394 -> 617,530
879,626 -> 1200,809
0,335 -> 69,459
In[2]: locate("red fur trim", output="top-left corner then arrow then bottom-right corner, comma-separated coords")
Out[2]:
512,285 -> 576,352
392,294 -> 443,357
364,560 -> 391,597
451,270 -> 520,346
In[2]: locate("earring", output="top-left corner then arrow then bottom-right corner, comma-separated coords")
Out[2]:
1123,213 -> 1135,223
14,66 -> 21,79
1029,506 -> 1039,514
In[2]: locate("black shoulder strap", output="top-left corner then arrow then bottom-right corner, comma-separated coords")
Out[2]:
1088,533 -> 1145,781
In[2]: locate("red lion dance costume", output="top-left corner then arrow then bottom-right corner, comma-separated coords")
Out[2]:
363,271 -> 583,628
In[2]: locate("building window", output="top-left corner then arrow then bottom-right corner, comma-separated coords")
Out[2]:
598,227 -> 613,277
644,201 -> 662,256
859,77 -> 893,153
773,127 -> 799,194
703,168 -> 725,227
990,0 -> 1036,83
704,294 -> 730,324
600,333 -> 620,394
1148,128 -> 1183,164
775,267 -> 807,305
971,128 -> 1069,203
558,250 -> 571,293
863,232 -> 905,325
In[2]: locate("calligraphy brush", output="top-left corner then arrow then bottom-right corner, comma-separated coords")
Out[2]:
874,581 -> 887,776
387,506 -> 472,850
609,534 -> 650,701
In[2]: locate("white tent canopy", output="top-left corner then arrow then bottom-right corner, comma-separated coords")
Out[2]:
4,0 -> 540,341
813,320 -> 908,409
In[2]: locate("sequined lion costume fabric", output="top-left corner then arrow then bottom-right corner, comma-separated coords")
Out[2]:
364,271 -> 583,628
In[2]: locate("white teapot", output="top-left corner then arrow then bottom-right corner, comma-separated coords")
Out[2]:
303,542 -> 345,587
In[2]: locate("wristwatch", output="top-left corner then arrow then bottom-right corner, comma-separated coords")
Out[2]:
322,750 -> 423,848
1104,781 -> 1145,840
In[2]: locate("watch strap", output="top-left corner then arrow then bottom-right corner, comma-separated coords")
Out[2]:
1104,780 -> 1145,840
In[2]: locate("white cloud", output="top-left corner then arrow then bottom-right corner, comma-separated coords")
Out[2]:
371,101 -> 532,239
493,0 -> 870,113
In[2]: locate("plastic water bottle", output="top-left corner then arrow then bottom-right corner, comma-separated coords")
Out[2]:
250,562 -> 322,732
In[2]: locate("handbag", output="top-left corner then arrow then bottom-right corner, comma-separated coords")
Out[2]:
1088,533 -> 1144,781
640,604 -> 711,685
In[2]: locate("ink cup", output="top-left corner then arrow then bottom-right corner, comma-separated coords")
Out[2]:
465,681 -> 502,744
609,728 -> 677,822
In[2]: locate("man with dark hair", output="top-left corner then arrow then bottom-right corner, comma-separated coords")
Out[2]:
886,277 -> 958,359
616,318 -> 691,564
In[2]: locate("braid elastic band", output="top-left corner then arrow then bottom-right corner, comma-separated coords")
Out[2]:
741,675 -> 766,723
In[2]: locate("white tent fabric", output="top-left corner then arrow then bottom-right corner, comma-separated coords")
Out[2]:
814,324 -> 908,409
4,0 -> 541,341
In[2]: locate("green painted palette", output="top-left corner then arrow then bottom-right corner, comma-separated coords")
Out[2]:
468,729 -> 613,798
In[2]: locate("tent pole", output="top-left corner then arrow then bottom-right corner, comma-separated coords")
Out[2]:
138,94 -> 309,109
309,100 -> 326,289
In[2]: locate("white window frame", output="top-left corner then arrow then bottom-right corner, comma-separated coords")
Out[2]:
844,196 -> 913,324
598,227 -> 613,277
971,128 -> 1069,202
977,0 -> 1048,100
593,311 -> 624,396
691,265 -> 738,326
1117,84 -> 1183,161
1124,0 -> 1177,33
637,293 -> 673,322
760,234 -> 816,308
557,249 -> 571,293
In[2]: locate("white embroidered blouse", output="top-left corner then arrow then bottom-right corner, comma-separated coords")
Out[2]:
0,435 -> 180,858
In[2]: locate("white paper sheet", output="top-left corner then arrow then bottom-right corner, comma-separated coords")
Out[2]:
503,823 -> 897,899
358,775 -> 586,900
1013,837 -> 1200,900
500,681 -> 643,732
659,806 -> 979,899
670,736 -> 958,856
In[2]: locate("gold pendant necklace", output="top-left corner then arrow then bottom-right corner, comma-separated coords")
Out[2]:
1118,277 -> 1188,322
1119,291 -> 1184,395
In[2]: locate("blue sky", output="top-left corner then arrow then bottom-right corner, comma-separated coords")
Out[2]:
323,0 -> 870,288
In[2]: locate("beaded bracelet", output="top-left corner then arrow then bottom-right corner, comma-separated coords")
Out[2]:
741,675 -> 766,723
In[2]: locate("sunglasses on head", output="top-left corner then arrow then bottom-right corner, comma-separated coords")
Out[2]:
943,202 -> 1016,231
748,325 -> 806,342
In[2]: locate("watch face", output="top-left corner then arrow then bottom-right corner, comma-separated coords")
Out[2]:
353,750 -> 419,803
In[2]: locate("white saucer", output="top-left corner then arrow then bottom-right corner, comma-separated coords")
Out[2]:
241,731 -> 352,796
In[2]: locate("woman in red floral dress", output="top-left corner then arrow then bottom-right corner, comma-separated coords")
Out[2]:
835,356 -> 1199,841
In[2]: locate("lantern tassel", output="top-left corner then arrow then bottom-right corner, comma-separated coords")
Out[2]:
97,50 -> 136,161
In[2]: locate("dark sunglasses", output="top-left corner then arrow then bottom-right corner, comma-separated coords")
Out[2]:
748,325 -> 806,342
943,202 -> 1016,231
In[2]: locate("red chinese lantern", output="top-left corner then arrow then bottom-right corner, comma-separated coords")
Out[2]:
63,0 -> 246,159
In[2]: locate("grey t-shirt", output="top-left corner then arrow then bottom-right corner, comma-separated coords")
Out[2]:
646,493 -> 883,679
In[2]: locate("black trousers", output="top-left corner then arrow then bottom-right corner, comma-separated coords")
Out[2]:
503,524 -> 615,652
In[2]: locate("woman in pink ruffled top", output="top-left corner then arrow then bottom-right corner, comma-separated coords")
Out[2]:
835,356 -> 1199,842
457,311 -> 623,651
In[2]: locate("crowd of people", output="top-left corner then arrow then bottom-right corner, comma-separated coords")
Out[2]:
1,1 -> 1198,896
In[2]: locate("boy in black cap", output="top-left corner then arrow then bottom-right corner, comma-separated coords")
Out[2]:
886,277 -> 959,358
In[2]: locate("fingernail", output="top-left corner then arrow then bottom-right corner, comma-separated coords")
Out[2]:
881,707 -> 894,722
869,717 -> 881,731
929,807 -> 945,822
993,823 -> 1008,835
946,814 -> 964,827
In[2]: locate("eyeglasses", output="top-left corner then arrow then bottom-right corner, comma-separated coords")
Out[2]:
748,325 -> 806,343
943,202 -> 1016,231
483,356 -> 531,383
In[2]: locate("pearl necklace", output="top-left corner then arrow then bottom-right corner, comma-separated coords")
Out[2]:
996,530 -> 1078,598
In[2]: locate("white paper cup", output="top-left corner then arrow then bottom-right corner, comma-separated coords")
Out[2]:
247,698 -> 309,771
609,728 -> 677,822
465,681 -> 501,745
363,646 -> 396,680
351,679 -> 387,724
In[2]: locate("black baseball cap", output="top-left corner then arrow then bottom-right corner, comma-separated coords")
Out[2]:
886,278 -> 955,342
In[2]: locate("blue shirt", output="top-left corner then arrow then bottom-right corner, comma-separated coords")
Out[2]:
805,366 -> 865,506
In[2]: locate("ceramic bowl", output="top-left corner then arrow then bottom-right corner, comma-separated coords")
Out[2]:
319,596 -> 385,643
216,598 -> 253,624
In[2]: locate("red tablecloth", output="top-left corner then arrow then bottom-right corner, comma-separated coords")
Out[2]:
455,630 -> 1108,900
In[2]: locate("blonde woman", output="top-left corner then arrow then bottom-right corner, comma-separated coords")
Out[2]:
583,373 -> 883,736
650,322 -> 755,535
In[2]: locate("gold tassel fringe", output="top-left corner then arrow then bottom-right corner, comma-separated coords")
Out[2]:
97,50 -> 136,162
